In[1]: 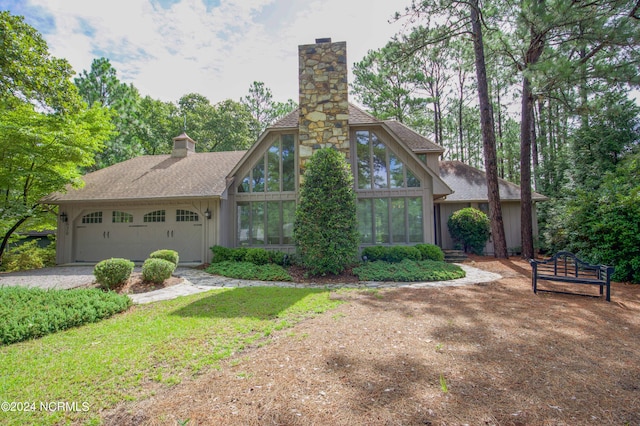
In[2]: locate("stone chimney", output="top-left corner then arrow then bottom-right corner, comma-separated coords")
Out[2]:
171,132 -> 196,158
298,38 -> 349,169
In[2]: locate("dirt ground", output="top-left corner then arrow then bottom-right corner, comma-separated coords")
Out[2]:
102,257 -> 640,426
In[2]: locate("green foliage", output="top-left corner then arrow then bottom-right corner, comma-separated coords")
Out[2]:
294,148 -> 360,275
0,240 -> 56,272
241,81 -> 297,138
0,287 -> 131,345
209,246 -> 286,266
447,208 -> 490,255
353,259 -> 465,282
142,258 -> 176,284
149,249 -> 179,266
206,261 -> 292,281
93,258 -> 135,289
562,152 -> 640,283
415,243 -> 445,261
361,245 -> 422,263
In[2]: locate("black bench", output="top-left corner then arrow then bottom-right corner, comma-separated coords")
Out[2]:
529,251 -> 614,302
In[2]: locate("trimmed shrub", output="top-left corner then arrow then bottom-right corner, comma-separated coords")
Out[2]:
94,258 -> 135,289
210,245 -> 232,263
206,261 -> 292,281
149,249 -> 179,265
353,259 -> 466,282
415,244 -> 445,261
0,287 -> 132,345
447,208 -> 490,255
361,245 -> 421,263
244,248 -> 272,265
142,258 -> 175,284
294,148 -> 359,275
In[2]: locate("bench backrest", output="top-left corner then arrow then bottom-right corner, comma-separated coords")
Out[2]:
531,251 -> 610,280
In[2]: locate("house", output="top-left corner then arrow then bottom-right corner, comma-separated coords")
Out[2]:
44,39 -> 544,264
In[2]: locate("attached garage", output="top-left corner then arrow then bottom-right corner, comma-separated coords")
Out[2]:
73,207 -> 204,263
44,134 -> 246,265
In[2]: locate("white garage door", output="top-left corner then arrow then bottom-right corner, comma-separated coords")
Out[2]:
74,207 -> 203,263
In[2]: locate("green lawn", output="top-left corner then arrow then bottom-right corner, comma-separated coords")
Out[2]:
0,287 -> 342,425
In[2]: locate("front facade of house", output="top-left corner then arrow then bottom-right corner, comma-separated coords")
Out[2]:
46,39 -> 544,264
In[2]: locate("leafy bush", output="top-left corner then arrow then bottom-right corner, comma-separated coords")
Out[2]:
244,248 -> 273,265
294,148 -> 359,275
0,240 -> 56,272
149,249 -> 179,265
206,261 -> 292,281
415,244 -> 445,261
142,258 -> 175,284
361,245 -> 422,263
94,258 -> 135,289
210,246 -> 287,266
0,287 -> 132,345
447,208 -> 490,255
353,259 -> 466,282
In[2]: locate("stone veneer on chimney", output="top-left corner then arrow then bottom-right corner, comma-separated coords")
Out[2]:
298,39 -> 350,170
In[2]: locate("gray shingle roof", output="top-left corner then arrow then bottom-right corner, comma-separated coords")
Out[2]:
382,120 -> 444,153
439,161 -> 547,202
44,151 -> 247,203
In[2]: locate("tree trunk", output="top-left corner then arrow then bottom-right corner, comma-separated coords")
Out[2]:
520,76 -> 535,259
470,1 -> 509,259
0,216 -> 30,265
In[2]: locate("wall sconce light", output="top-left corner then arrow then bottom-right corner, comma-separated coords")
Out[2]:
60,212 -> 68,223
204,208 -> 211,219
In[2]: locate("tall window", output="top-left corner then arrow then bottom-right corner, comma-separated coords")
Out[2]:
357,197 -> 424,244
237,201 -> 295,246
356,130 -> 420,190
238,134 -> 295,193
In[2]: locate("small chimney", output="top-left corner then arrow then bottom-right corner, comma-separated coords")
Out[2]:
171,132 -> 196,158
298,38 -> 349,169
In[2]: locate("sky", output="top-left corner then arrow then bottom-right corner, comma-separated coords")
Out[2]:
1,0 -> 412,105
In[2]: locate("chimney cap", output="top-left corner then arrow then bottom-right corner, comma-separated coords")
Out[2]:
315,37 -> 332,43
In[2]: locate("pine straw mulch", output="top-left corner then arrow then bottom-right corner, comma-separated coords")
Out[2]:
104,272 -> 183,294
102,256 -> 640,426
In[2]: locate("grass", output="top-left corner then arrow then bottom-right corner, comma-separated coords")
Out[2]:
0,287 -> 132,345
353,259 -> 466,281
0,286 -> 342,425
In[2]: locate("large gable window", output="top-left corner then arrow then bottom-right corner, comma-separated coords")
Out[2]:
356,130 -> 421,190
238,134 -> 295,193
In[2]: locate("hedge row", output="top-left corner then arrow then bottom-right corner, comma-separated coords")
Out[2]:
361,244 -> 445,263
210,246 -> 288,266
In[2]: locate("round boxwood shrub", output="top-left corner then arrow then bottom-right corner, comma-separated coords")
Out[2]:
94,258 -> 135,289
142,258 -> 175,284
415,243 -> 445,261
447,207 -> 490,255
149,249 -> 179,265
294,148 -> 359,275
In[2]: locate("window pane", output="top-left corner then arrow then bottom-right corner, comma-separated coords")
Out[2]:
143,210 -> 165,223
282,134 -> 295,192
357,199 -> 373,244
389,152 -> 404,188
112,211 -> 133,223
356,131 -> 371,189
407,168 -> 421,187
267,142 -> 280,192
238,202 -> 250,246
374,198 -> 389,243
267,201 -> 281,245
252,158 -> 265,192
408,197 -> 424,243
238,174 -> 250,193
176,209 -> 199,222
82,212 -> 102,224
251,202 -> 265,245
372,133 -> 388,189
282,201 -> 295,244
391,199 -> 406,243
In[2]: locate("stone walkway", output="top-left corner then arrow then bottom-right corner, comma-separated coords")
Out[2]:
0,264 -> 502,304
129,264 -> 501,304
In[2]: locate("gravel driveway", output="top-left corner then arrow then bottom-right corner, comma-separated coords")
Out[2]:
0,266 -> 96,290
